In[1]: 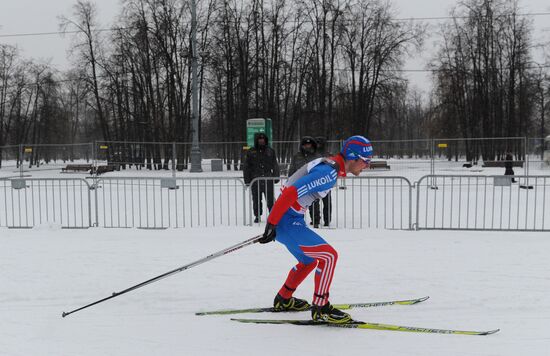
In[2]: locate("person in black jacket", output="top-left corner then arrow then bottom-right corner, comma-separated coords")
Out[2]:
289,136 -> 321,227
504,152 -> 517,183
244,132 -> 280,223
288,136 -> 319,176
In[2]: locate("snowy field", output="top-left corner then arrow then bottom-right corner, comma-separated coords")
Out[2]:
1,226 -> 549,356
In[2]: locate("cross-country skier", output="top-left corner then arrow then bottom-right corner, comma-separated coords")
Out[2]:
258,135 -> 373,323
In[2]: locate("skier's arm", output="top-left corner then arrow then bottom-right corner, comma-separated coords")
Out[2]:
266,186 -> 298,225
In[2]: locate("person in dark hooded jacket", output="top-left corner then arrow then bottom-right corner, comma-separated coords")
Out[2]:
289,136 -> 321,227
288,136 -> 319,176
244,132 -> 280,223
504,152 -> 517,183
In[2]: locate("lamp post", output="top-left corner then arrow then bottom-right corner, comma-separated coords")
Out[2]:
189,0 -> 202,172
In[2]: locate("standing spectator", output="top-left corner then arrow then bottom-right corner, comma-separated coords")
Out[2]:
314,136 -> 332,226
289,137 -> 320,227
504,152 -> 516,183
244,133 -> 280,223
288,136 -> 319,176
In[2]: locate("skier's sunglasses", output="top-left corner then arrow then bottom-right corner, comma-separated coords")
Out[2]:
351,151 -> 371,164
358,155 -> 371,164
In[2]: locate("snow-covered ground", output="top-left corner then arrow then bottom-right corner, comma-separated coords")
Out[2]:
1,226 -> 549,356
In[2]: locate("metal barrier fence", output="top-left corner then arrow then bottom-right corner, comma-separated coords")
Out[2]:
415,175 -> 550,231
93,140 -> 344,173
528,137 -> 550,170
2,175 -> 550,231
0,145 -> 20,170
2,137 -> 549,180
0,178 -> 92,228
0,143 -> 94,175
93,177 -> 247,228
249,176 -> 413,230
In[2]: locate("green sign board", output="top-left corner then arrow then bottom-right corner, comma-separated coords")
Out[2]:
246,118 -> 272,148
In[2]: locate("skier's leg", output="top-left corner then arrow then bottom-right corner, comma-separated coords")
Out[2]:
296,228 -> 351,323
272,214 -> 320,311
301,244 -> 338,306
277,261 -> 317,299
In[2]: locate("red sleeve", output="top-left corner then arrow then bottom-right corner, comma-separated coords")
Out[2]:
267,186 -> 298,225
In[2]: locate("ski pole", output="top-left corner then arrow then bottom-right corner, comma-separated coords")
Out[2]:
62,234 -> 263,318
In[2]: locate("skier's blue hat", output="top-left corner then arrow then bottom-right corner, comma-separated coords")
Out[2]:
341,135 -> 373,162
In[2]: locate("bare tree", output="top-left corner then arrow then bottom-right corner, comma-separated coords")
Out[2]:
339,0 -> 423,137
59,0 -> 110,141
431,0 -> 539,161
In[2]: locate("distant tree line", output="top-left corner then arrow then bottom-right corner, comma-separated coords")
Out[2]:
0,0 -> 548,169
430,0 -> 549,161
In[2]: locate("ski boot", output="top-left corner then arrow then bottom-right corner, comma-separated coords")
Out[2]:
311,302 -> 352,324
273,293 -> 311,312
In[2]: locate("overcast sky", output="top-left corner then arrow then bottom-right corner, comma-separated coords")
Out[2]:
0,0 -> 549,94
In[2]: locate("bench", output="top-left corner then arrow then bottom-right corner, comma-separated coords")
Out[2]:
62,164 -> 92,173
369,160 -> 391,170
482,160 -> 524,168
91,165 -> 117,175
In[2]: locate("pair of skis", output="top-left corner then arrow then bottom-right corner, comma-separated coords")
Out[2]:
196,296 -> 499,336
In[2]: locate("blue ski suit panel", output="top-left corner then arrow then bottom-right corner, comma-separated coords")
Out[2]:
275,162 -> 338,264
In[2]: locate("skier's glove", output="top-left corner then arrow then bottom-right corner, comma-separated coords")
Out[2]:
258,223 -> 276,244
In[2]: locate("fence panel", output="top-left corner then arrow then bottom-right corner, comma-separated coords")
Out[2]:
3,175 -> 550,231
0,178 -> 92,228
94,177 -> 247,228
332,177 -> 412,229
416,175 -> 550,231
